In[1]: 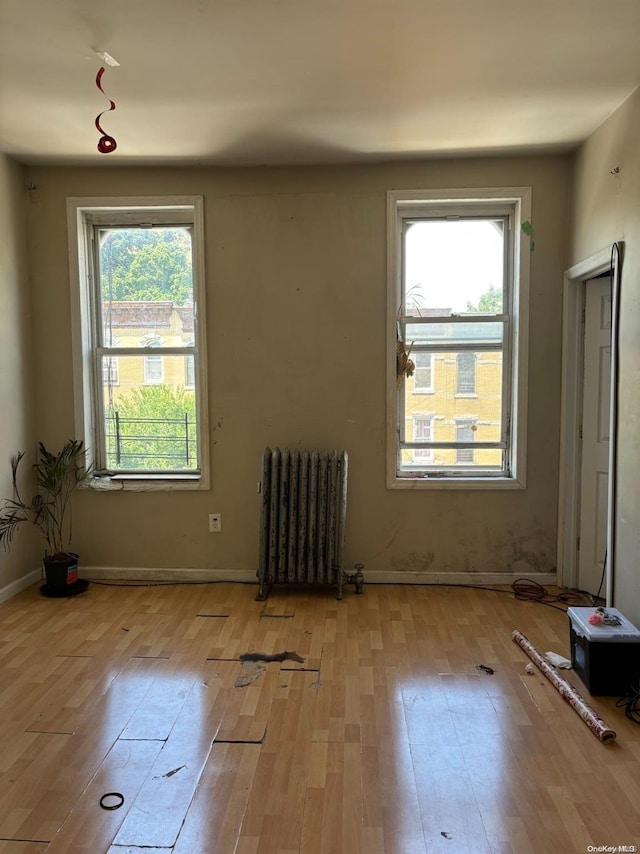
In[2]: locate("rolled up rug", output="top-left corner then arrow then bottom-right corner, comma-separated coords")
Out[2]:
512,629 -> 616,744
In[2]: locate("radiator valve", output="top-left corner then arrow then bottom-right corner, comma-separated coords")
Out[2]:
343,563 -> 365,595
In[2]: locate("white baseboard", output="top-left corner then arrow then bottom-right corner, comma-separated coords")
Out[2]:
0,569 -> 43,605
363,571 -> 558,586
80,566 -> 557,588
80,566 -> 257,583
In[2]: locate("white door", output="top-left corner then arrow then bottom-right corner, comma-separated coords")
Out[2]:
578,276 -> 611,596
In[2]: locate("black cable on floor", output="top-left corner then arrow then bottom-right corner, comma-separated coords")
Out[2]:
87,576 -> 593,613
616,684 -> 640,725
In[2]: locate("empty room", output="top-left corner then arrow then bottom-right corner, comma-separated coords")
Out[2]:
1,1 -> 640,851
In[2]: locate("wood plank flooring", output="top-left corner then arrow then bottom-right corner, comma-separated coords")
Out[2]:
0,580 -> 638,853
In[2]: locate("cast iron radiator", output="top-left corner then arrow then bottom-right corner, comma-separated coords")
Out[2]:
256,447 -> 363,600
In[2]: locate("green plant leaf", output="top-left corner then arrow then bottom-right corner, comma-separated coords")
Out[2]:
521,220 -> 535,251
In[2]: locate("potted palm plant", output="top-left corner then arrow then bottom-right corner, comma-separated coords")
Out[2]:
0,439 -> 93,596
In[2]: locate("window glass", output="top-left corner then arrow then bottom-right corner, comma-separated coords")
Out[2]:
387,191 -> 530,485
413,352 -> 433,392
456,419 -> 476,463
456,353 -> 476,394
68,198 -> 207,482
404,219 -> 504,315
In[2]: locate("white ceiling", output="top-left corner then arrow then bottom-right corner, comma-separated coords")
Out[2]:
1,0 -> 639,165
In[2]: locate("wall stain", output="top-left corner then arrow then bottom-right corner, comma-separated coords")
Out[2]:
387,525 -> 555,575
391,551 -> 436,572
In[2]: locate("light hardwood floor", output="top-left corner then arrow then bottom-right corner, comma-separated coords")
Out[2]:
0,580 -> 639,853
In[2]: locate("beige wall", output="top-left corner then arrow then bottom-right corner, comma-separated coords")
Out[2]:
24,155 -> 571,578
0,155 -> 39,594
570,87 -> 640,624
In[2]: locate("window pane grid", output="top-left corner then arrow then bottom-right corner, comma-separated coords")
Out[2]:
104,409 -> 198,472
97,347 -> 196,357
388,189 -> 529,486
400,315 -> 506,323
96,224 -> 195,350
398,211 -> 510,477
456,353 -> 476,394
401,442 -> 506,450
88,212 -> 202,475
401,320 -> 504,350
413,352 -> 433,392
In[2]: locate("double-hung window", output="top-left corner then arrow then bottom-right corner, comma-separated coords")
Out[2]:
413,415 -> 434,462
456,419 -> 476,464
102,356 -> 119,386
387,188 -> 530,488
143,340 -> 164,385
67,196 -> 208,487
413,352 -> 434,393
456,353 -> 476,395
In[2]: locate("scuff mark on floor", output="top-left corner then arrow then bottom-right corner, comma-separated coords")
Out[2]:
476,664 -> 495,675
154,764 -> 186,780
281,666 -> 320,673
240,650 -> 305,664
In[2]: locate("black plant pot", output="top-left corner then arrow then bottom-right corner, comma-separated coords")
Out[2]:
41,553 -> 88,598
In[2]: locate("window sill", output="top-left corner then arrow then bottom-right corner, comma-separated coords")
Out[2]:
388,475 -> 525,491
84,474 -> 208,492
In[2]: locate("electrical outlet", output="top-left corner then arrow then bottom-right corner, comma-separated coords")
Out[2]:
209,513 -> 222,533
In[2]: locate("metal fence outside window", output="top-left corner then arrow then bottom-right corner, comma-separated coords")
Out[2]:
105,413 -> 197,469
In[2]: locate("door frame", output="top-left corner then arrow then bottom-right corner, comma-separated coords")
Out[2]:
557,246 -> 620,602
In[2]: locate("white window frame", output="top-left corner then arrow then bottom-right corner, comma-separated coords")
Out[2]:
413,415 -> 434,462
386,187 -> 530,490
413,352 -> 434,393
184,355 -> 195,389
142,339 -> 164,386
143,353 -> 164,385
102,356 -> 119,386
455,352 -> 477,396
455,418 -> 477,464
67,195 -> 209,490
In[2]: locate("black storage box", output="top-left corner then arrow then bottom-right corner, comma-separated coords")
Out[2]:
568,607 -> 640,696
